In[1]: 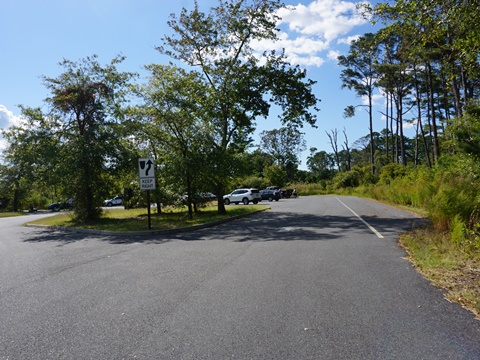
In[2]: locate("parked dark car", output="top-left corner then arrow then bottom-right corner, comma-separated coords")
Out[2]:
48,199 -> 73,211
260,189 -> 281,202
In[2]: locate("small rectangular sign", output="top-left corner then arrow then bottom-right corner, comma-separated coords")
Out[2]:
140,178 -> 156,190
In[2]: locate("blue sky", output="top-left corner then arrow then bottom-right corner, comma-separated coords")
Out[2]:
0,0 -> 401,169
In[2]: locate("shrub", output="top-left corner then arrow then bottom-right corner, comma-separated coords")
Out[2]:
378,163 -> 409,185
288,182 -> 326,196
232,176 -> 268,190
333,168 -> 361,189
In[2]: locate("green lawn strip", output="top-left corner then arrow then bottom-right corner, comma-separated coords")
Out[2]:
27,205 -> 266,232
0,212 -> 28,218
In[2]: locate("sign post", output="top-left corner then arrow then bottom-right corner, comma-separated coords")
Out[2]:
138,158 -> 156,230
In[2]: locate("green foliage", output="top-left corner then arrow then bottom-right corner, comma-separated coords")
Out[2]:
450,214 -> 465,248
159,0 -> 319,214
448,103 -> 480,158
333,166 -> 376,189
463,223 -> 480,255
231,176 -> 267,190
288,182 -> 327,196
307,149 -> 335,180
45,56 -> 135,221
378,163 -> 409,184
263,164 -> 288,188
333,169 -> 361,189
259,127 -> 306,182
359,151 -> 480,258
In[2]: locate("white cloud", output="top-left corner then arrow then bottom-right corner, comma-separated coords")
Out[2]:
277,0 -> 368,41
337,34 -> 362,45
0,105 -> 23,152
361,93 -> 384,107
327,49 -> 341,61
0,105 -> 22,129
253,0 -> 370,67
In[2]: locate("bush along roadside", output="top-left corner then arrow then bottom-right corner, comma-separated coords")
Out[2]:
352,160 -> 480,319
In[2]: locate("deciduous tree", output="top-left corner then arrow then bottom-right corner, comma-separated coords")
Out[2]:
158,0 -> 319,214
42,55 -> 136,221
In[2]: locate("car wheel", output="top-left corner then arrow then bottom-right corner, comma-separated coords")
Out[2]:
107,202 -> 113,207
275,198 -> 279,201
268,196 -> 273,202
224,198 -> 230,205
253,201 -> 258,204
242,198 -> 249,205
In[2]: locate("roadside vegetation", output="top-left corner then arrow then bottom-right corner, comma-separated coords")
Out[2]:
1,1 -> 479,317
0,212 -> 27,218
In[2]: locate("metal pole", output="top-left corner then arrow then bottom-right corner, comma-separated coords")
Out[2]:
147,189 -> 151,230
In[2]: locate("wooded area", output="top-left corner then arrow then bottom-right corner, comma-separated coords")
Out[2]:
1,0 -> 479,260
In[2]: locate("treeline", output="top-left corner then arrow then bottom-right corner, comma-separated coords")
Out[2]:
304,0 -> 480,255
0,0 -> 479,252
0,1 -> 319,221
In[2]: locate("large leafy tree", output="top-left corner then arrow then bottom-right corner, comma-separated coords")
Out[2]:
158,0 -> 319,214
135,64 -> 214,219
1,106 -> 65,211
259,127 -> 306,181
39,55 -> 136,221
307,148 -> 335,180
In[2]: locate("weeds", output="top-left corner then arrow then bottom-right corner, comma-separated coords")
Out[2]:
400,227 -> 480,318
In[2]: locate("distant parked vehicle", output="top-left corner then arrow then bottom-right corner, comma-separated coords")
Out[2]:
48,199 -> 73,212
223,188 -> 262,205
103,196 -> 123,207
182,192 -> 216,203
48,202 -> 62,212
260,189 -> 281,202
281,189 -> 294,198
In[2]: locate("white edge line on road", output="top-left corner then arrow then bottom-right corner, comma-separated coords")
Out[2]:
335,197 -> 384,239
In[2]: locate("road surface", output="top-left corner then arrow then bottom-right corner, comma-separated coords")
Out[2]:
1,196 -> 479,359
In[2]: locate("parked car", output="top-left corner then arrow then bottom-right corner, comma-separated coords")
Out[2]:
48,202 -> 62,212
281,189 -> 294,198
103,196 -> 123,207
182,192 -> 216,203
48,198 -> 73,212
223,188 -> 262,205
260,189 -> 281,202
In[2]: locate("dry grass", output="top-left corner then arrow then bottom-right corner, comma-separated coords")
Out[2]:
399,228 -> 480,319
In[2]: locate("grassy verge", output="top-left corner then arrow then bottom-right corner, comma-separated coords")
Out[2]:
399,227 -> 480,319
400,228 -> 480,320
27,204 -> 266,232
328,185 -> 480,319
0,212 -> 28,218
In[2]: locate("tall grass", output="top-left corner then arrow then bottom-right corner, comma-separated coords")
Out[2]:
355,162 -> 480,258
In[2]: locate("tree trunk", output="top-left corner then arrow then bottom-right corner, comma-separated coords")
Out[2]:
217,183 -> 226,215
427,62 -> 440,164
368,92 -> 375,174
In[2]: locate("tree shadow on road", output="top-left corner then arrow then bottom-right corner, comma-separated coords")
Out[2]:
22,210 -> 428,245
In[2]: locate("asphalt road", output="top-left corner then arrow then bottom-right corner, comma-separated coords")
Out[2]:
1,196 -> 479,360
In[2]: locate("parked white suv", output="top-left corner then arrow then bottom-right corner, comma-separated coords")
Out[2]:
223,188 -> 262,205
103,196 -> 123,207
